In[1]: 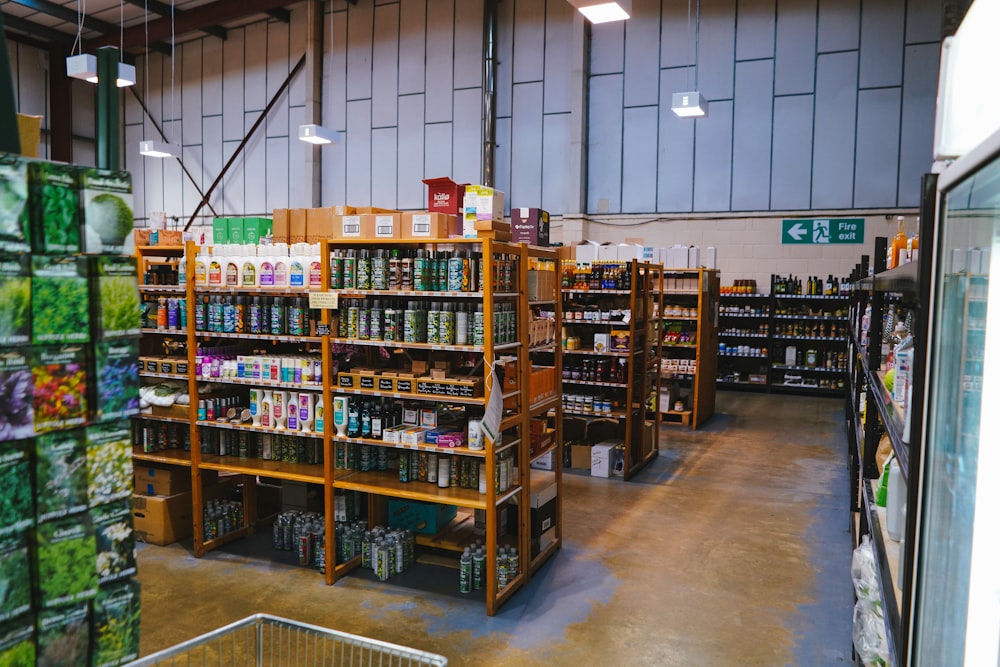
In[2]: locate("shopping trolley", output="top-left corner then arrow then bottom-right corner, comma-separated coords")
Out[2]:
125,613 -> 448,666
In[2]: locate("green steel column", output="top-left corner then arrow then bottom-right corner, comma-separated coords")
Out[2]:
96,46 -> 120,170
0,13 -> 22,155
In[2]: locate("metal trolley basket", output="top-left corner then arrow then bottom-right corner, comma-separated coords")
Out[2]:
125,613 -> 448,667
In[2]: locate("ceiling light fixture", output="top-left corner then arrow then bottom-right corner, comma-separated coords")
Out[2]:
298,123 -> 341,145
672,0 -> 707,118
567,0 -> 632,23
139,140 -> 179,158
66,53 -> 98,82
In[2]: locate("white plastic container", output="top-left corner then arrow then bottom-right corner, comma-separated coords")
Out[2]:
260,390 -> 273,428
298,393 -> 315,432
249,388 -> 262,426
886,457 -> 906,541
272,390 -> 289,429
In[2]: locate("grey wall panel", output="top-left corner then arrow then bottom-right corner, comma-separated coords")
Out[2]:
397,94 -> 426,209
265,138 -> 289,213
770,95 -> 813,210
288,8 -> 307,106
511,82 -> 544,211
265,23 -> 290,139
817,0 -> 859,52
124,124 -> 145,219
346,99 -> 373,205
244,22 -> 268,111
811,51 -> 858,208
243,114 -> 267,214
854,87 -> 901,207
287,106 -> 306,208
775,0 -> 817,95
164,160 -> 186,219
897,44 -> 939,206
452,87 -> 483,185
454,1 -> 483,89
223,29 -> 246,142
202,116 -> 225,214
693,101 -> 734,211
72,78 -> 95,137
328,10 -> 348,131
495,116 -> 512,209
398,0 -> 426,95
126,58 -> 144,127
591,22 -> 625,76
906,0 -> 943,44
859,0 -> 904,88
321,132 -> 347,205
544,1 -> 574,114
371,127 -> 398,207
736,0 -> 776,61
657,68 -> 695,212
71,138 -> 93,167
621,106 -> 658,213
697,0 -> 736,101
496,0 -> 515,118
660,0 -> 694,68
424,122 -> 453,181
542,113 -> 570,212
587,74 -> 624,213
624,0 -> 661,108
222,141 -> 244,215
143,142 -> 164,217
513,0 -> 545,83
425,0 -> 455,123
13,42 -> 46,121
203,38 -> 223,117
372,3 -> 400,128
731,59 -> 773,211
346,0 -> 374,101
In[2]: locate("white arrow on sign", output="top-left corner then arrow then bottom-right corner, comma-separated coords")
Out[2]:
787,223 -> 808,241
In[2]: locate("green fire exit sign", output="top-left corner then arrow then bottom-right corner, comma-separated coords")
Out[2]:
781,218 -> 864,244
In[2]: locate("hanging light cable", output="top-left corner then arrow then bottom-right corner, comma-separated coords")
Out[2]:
117,0 -> 136,86
299,0 -> 341,145
140,0 -> 179,157
672,0 -> 707,117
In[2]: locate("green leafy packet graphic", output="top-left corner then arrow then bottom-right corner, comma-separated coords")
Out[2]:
36,601 -> 89,667
91,500 -> 136,585
31,255 -> 90,344
0,615 -> 35,667
0,154 -> 30,254
0,440 -> 34,536
28,161 -> 80,255
86,421 -> 133,507
0,532 -> 32,623
91,580 -> 140,667
91,256 -> 141,339
35,428 -> 88,522
32,513 -> 98,608
79,169 -> 134,256
0,255 -> 31,346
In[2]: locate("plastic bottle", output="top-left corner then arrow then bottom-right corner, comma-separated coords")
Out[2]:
286,392 -> 299,431
886,457 -> 906,541
308,244 -> 323,290
208,247 -> 223,286
314,396 -> 325,433
890,220 -> 908,269
289,243 -> 306,288
273,244 -> 290,288
242,246 -> 259,288
194,246 -> 209,286
258,247 -> 275,288
472,547 -> 485,590
459,548 -> 473,593
893,334 -> 913,404
260,390 -> 273,428
908,232 -> 919,264
273,391 -> 288,429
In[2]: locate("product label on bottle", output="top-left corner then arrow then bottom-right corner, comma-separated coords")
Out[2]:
275,262 -> 288,285
309,261 -> 322,288
289,261 -> 305,287
259,262 -> 274,286
242,262 -> 256,286
226,262 -> 239,287
208,261 -> 222,285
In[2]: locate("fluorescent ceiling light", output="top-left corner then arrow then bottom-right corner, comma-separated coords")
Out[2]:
116,62 -> 136,87
671,91 -> 708,118
298,124 -> 341,145
567,0 -> 631,23
139,140 -> 180,158
66,53 -> 98,83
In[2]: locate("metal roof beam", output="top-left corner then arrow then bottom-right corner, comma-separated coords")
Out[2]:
9,0 -> 118,35
2,12 -> 75,46
123,0 -> 227,41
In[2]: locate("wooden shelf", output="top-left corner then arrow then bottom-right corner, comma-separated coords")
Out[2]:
773,314 -> 848,321
331,288 -> 487,299
772,335 -> 847,342
131,446 -> 191,466
140,327 -> 187,335
333,387 -> 486,406
563,408 -> 627,419
563,288 -> 632,295
329,337 -> 484,353
414,510 -> 477,552
140,371 -> 187,380
135,412 -> 190,425
196,331 -> 323,343
563,348 -> 630,357
195,286 -> 311,295
331,434 -> 487,458
561,319 -> 630,325
335,469 -> 492,510
563,379 -> 627,388
199,454 -> 325,484
772,293 -> 849,301
528,396 -> 560,417
201,376 -> 324,392
195,420 -> 325,439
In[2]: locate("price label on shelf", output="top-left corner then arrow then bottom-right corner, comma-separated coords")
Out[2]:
308,292 -> 339,310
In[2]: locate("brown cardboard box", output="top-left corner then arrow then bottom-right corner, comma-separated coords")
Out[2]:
334,214 -> 364,239
474,219 -> 511,232
401,212 -> 458,239
134,467 -> 218,496
511,207 -> 550,246
289,208 -> 307,243
272,208 -> 290,242
571,444 -> 592,469
477,229 -> 513,242
370,212 -> 401,239
331,205 -> 356,215
150,404 -> 189,419
306,207 -> 335,242
132,490 -> 193,545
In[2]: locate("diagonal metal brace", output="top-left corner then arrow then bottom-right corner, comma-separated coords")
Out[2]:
186,54 -> 306,230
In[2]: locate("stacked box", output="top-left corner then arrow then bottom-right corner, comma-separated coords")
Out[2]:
90,256 -> 141,340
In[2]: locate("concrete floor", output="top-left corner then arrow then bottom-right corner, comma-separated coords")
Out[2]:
136,391 -> 854,666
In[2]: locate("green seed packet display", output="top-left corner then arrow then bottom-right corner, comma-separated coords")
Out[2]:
0,440 -> 34,536
0,533 -> 32,623
35,429 -> 88,521
90,256 -> 141,340
79,169 -> 134,255
35,602 -> 89,667
28,161 -> 80,254
32,514 -> 97,609
91,341 -> 140,424
91,501 -> 136,585
86,422 -> 133,507
90,580 -> 140,667
0,255 -> 31,347
0,351 -> 33,443
0,615 -> 35,667
32,345 -> 88,433
0,154 -> 31,254
31,255 -> 89,344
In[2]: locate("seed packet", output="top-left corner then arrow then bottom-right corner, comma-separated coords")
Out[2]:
0,532 -> 32,623
32,345 -> 88,433
91,580 -> 141,667
0,440 -> 34,536
0,255 -> 31,347
91,341 -> 140,423
31,255 -> 89,344
35,428 -> 88,522
79,169 -> 134,255
28,161 -> 80,255
0,154 -> 31,254
32,513 -> 97,608
0,351 -> 33,443
91,500 -> 136,585
90,256 -> 141,339
35,602 -> 89,666
86,421 -> 133,507
0,615 -> 35,666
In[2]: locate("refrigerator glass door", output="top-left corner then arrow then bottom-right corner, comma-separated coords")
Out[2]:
913,142 -> 1000,665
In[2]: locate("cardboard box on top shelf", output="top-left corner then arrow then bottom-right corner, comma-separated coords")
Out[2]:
367,212 -> 400,239
289,208 -> 307,243
272,208 -> 290,242
665,245 -> 687,268
243,217 -> 272,243
423,177 -> 467,215
212,218 -> 229,245
597,242 -> 617,261
474,219 -> 511,232
705,246 -> 717,269
511,207 -> 550,246
402,212 -> 458,239
306,207 -> 334,242
227,217 -> 245,244
574,240 -> 600,264
688,245 -> 701,268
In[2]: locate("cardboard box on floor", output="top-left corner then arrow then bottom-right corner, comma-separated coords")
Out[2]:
132,478 -> 237,546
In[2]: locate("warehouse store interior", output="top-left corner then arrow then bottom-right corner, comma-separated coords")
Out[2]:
2,0 -> 999,665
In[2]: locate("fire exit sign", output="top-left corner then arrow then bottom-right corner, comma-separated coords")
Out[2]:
781,218 -> 865,244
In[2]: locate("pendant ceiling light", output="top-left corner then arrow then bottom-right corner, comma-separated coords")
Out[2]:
672,0 -> 707,118
141,0 -> 180,159
298,1 -> 340,146
65,2 -> 135,86
567,0 -> 632,23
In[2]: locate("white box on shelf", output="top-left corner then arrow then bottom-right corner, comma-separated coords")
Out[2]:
576,240 -> 600,264
530,450 -> 555,470
687,246 -> 700,268
706,246 -> 717,269
598,242 -> 618,261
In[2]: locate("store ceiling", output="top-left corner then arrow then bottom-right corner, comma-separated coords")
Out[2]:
1,0 -> 307,55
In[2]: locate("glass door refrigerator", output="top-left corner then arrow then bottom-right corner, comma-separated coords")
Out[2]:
909,126 -> 1000,665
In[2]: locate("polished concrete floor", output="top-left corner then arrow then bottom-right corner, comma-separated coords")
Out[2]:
136,392 -> 853,666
